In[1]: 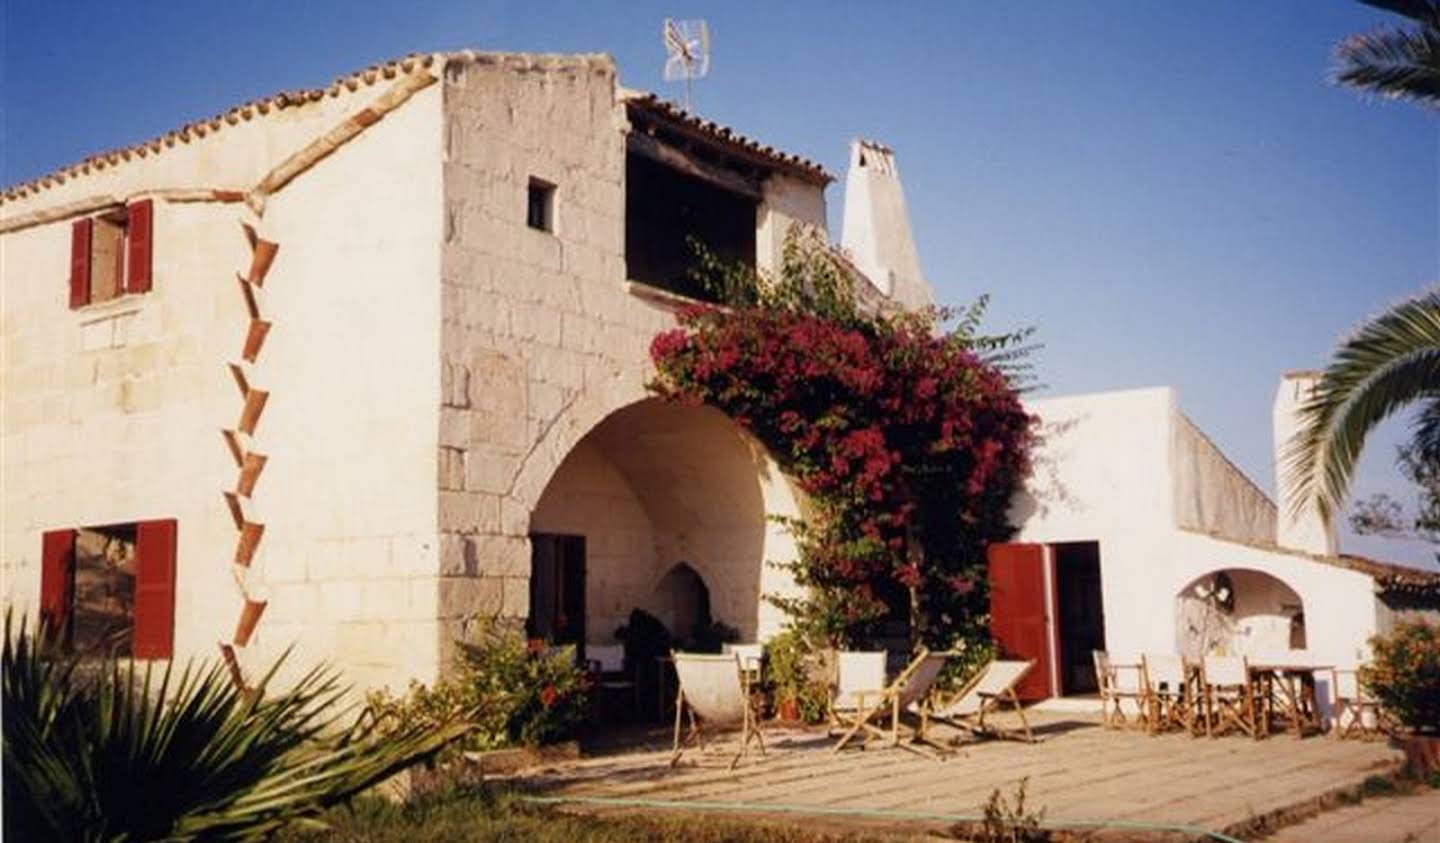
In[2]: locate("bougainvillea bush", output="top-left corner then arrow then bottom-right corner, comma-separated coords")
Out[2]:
649,230 -> 1035,648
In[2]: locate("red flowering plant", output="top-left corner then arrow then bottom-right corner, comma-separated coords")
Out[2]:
650,230 -> 1035,649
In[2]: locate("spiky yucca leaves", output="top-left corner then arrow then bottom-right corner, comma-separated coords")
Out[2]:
1283,290 -> 1440,525
1334,0 -> 1440,108
2,614 -> 469,842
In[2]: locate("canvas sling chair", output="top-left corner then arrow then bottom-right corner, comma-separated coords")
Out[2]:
826,650 -> 889,732
1330,668 -> 1392,740
927,659 -> 1037,744
1093,650 -> 1146,729
1202,655 -> 1261,739
670,652 -> 767,770
831,648 -> 952,759
1141,653 -> 1199,735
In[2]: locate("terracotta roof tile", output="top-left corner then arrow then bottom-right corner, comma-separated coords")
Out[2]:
620,89 -> 832,185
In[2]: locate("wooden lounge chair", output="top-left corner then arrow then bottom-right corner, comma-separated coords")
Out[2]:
1094,650 -> 1146,729
827,650 -> 888,731
928,659 -> 1037,743
1141,653 -> 1198,735
670,652 -> 767,769
832,648 -> 951,759
1202,655 -> 1260,738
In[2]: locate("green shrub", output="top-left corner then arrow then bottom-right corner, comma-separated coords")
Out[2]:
1361,620 -> 1440,734
2,613 -> 464,842
366,623 -> 590,754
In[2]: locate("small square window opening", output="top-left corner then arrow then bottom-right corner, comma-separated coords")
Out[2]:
527,178 -> 556,232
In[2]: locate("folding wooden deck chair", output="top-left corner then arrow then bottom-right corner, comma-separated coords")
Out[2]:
831,648 -> 951,759
670,652 -> 767,769
927,659 -> 1037,743
1202,655 -> 1260,739
1141,653 -> 1199,735
1330,668 -> 1391,740
826,650 -> 888,732
1093,650 -> 1146,729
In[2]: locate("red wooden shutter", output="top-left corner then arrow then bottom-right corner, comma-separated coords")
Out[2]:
40,530 -> 76,644
987,542 -> 1055,701
133,519 -> 177,659
69,218 -> 92,309
125,199 -> 154,293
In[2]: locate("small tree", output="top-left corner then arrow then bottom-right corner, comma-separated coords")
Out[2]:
649,230 -> 1035,649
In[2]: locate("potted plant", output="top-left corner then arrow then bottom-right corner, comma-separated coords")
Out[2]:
763,630 -> 829,724
1360,620 -> 1440,776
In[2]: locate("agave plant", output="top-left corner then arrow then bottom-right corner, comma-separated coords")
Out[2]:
1283,290 -> 1440,525
1334,0 -> 1440,108
2,613 -> 469,842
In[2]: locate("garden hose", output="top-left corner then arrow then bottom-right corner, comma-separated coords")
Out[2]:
519,793 -> 1248,843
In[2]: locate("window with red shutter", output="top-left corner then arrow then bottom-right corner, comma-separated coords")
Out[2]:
69,219 -> 92,309
126,199 -> 153,294
41,521 -> 177,659
132,519 -> 177,660
40,530 -> 76,645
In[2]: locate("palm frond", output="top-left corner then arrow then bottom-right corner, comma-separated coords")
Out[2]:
1283,290 -> 1440,524
1360,0 -> 1440,23
1410,394 -> 1440,464
1334,4 -> 1440,107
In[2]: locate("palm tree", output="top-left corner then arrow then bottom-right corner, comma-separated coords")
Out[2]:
1284,290 -> 1440,525
1333,0 -> 1440,108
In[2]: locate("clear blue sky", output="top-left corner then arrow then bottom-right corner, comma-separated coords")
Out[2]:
4,2 -> 1437,565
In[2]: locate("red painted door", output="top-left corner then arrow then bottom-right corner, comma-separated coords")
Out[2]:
988,542 -> 1054,701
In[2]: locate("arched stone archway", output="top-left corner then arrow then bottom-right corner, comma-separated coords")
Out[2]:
527,397 -> 804,646
1176,568 -> 1306,660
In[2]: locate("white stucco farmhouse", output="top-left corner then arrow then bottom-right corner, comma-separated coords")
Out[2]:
0,51 -> 934,694
990,372 -> 1440,701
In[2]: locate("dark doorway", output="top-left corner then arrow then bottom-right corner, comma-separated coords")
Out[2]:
653,562 -> 711,646
1053,541 -> 1105,695
529,534 -> 586,655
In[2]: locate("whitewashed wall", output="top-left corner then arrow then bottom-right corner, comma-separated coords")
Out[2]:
1014,387 -> 1383,680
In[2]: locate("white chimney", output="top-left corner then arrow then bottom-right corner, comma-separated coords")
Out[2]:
840,139 -> 935,311
1273,371 -> 1338,556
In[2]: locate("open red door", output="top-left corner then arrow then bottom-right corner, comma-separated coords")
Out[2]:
988,542 -> 1054,701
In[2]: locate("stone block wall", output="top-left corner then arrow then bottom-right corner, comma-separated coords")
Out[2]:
1,198 -> 249,662
436,54 -> 823,665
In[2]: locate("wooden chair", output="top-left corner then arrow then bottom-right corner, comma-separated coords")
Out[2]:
1330,668 -> 1390,739
1093,650 -> 1145,729
832,648 -> 951,759
1141,653 -> 1198,735
927,659 -> 1037,743
827,650 -> 889,731
1202,655 -> 1260,738
587,643 -> 638,711
722,642 -> 764,686
670,652 -> 767,769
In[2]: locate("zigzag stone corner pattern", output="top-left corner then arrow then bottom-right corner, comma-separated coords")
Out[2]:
220,219 -> 279,689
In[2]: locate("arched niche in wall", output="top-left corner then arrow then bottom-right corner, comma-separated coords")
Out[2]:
652,561 -> 712,645
1175,567 -> 1306,660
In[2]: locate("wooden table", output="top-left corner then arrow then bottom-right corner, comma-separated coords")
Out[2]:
1249,662 -> 1332,738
